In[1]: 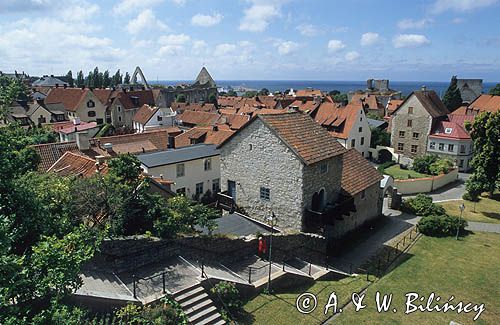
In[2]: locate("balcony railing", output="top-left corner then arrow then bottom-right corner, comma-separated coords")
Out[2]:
216,191 -> 235,212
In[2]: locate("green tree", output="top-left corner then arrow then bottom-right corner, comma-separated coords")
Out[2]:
176,94 -> 186,103
92,67 -> 101,88
124,72 -> 131,84
85,71 -> 93,87
112,69 -> 122,86
75,70 -> 85,87
370,127 -> 390,148
226,89 -> 237,97
65,70 -> 74,87
329,90 -> 341,97
0,75 -> 29,118
243,91 -> 258,98
489,83 -> 500,96
332,93 -> 348,103
258,88 -> 270,96
208,93 -> 217,104
412,154 -> 439,174
442,75 -> 463,111
465,111 -> 500,197
103,70 -> 111,88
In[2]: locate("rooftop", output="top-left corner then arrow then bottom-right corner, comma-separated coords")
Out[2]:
341,148 -> 383,196
138,144 -> 219,168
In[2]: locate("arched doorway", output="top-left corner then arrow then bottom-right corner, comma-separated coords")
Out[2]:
311,189 -> 326,212
378,149 -> 393,163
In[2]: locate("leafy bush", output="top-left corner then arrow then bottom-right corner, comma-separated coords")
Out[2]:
412,155 -> 439,174
210,281 -> 242,319
115,299 -> 188,325
401,194 -> 445,216
377,161 -> 396,173
429,158 -> 453,175
418,214 -> 467,237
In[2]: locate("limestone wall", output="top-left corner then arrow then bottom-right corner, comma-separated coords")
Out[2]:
394,168 -> 458,194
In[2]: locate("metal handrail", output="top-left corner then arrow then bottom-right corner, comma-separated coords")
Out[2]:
132,271 -> 168,299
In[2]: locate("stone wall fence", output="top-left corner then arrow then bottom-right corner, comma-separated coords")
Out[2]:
394,168 -> 459,195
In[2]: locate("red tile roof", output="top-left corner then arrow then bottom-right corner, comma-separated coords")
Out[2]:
217,96 -> 242,107
285,99 -> 321,114
220,112 -> 346,165
386,99 -> 403,115
313,102 -> 360,139
58,121 -> 98,134
31,141 -> 80,171
45,88 -> 89,112
341,148 -> 383,196
429,119 -> 471,140
133,104 -> 159,125
350,93 -> 381,111
87,130 -> 170,157
48,151 -> 107,177
219,113 -> 250,130
465,94 -> 500,114
175,126 -> 234,148
176,110 -> 220,126
295,89 -> 324,97
114,90 -> 155,110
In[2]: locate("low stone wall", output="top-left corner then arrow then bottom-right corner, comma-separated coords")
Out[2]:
89,232 -> 327,274
394,168 -> 459,195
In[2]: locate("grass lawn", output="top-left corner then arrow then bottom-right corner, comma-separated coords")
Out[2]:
239,275 -> 371,324
383,165 -> 429,180
336,233 -> 500,325
438,195 -> 500,224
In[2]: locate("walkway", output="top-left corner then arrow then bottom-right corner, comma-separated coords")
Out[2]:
404,172 -> 470,202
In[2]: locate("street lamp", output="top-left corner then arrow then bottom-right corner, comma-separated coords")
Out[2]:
456,203 -> 465,240
267,212 -> 277,294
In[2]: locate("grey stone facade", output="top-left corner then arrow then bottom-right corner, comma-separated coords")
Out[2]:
457,79 -> 482,103
390,94 -> 433,158
220,119 -> 342,232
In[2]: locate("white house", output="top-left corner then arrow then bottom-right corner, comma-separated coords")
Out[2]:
313,102 -> 371,157
132,104 -> 176,133
138,144 -> 221,199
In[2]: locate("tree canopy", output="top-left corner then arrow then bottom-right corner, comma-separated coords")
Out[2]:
442,75 -> 463,111
489,83 -> 500,96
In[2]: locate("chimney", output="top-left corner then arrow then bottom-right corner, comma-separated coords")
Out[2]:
95,155 -> 105,165
421,85 -> 427,91
75,132 -> 90,151
55,83 -> 59,88
102,143 -> 113,153
160,174 -> 163,180
72,117 -> 81,125
63,84 -> 67,89
212,125 -> 218,131
50,74 -> 54,77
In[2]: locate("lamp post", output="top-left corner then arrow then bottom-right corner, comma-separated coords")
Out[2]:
456,203 -> 465,240
267,212 -> 277,294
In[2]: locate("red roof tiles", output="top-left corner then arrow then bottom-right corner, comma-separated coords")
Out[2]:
341,148 -> 383,196
133,104 -> 159,125
48,151 -> 107,177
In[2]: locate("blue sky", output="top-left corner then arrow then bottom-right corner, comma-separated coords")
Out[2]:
0,0 -> 499,81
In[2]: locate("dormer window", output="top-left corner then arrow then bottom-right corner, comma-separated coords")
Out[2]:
445,128 -> 452,134
87,100 -> 95,108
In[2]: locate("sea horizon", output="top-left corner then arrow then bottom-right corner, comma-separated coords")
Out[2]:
155,79 -> 497,97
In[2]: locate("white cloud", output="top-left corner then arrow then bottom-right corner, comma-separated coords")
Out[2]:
113,0 -> 164,15
393,34 -> 431,48
397,18 -> 433,29
170,0 -> 186,5
327,40 -> 346,52
192,40 -> 208,52
273,40 -> 300,55
126,10 -> 168,35
191,13 -> 223,27
239,1 -> 281,32
214,43 -> 237,56
360,32 -> 381,46
345,51 -> 361,62
431,0 -> 497,13
158,33 -> 191,45
296,23 -> 318,37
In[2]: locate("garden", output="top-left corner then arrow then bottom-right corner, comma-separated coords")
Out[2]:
378,154 -> 454,180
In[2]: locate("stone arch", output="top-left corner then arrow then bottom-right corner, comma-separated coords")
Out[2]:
378,148 -> 393,163
311,188 -> 326,212
131,66 -> 150,89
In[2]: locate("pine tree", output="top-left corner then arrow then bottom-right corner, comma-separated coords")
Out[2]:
103,70 -> 111,88
92,67 -> 100,88
489,84 -> 500,96
124,72 -> 131,84
442,76 -> 463,111
112,69 -> 122,86
76,70 -> 85,87
86,71 -> 94,88
66,70 -> 74,87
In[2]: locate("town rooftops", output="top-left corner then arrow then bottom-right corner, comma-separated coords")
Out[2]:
393,90 -> 450,118
295,89 -> 324,97
174,125 -> 234,148
32,75 -> 68,87
31,141 -> 80,171
429,115 -> 474,140
138,144 -> 219,168
466,94 -> 500,114
386,99 -> 404,115
176,110 -> 220,126
48,151 -> 107,177
219,111 -> 346,165
313,102 -> 360,139
341,148 -> 383,196
133,104 -> 160,125
58,121 -> 98,134
45,88 -> 89,112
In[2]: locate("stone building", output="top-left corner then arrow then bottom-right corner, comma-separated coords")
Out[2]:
456,79 -> 483,103
390,88 -> 450,160
218,111 -> 383,241
157,67 -> 218,107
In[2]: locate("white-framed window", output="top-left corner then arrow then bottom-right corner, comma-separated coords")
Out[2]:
212,178 -> 220,193
397,143 -> 404,151
204,158 -> 212,171
445,128 -> 453,134
411,145 -> 418,153
460,145 -> 466,153
87,100 -> 95,108
430,142 -> 436,149
260,187 -> 270,201
439,143 -> 445,151
407,119 -> 412,127
320,162 -> 328,174
448,144 -> 454,152
157,115 -> 163,121
412,132 -> 419,139
117,106 -> 121,112
399,131 -> 405,138
408,107 -> 414,114
358,126 -> 362,132
176,187 -> 186,196
176,163 -> 185,177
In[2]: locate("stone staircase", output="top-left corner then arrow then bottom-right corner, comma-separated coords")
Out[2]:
173,283 -> 226,325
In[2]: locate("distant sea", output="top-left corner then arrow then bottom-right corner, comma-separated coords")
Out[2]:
156,80 -> 497,97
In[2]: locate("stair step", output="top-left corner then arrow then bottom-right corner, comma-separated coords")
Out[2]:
194,311 -> 224,325
188,305 -> 217,323
180,292 -> 209,309
210,319 -> 226,325
174,285 -> 204,302
184,298 -> 213,316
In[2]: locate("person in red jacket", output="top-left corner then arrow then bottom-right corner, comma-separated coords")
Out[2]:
258,236 -> 267,258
